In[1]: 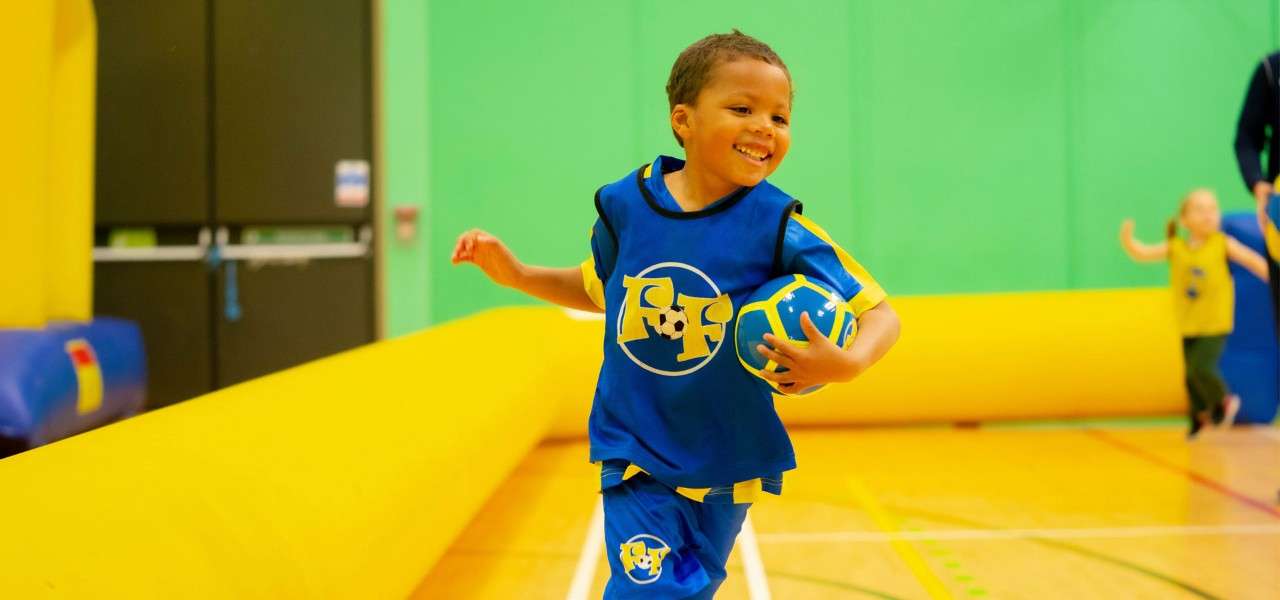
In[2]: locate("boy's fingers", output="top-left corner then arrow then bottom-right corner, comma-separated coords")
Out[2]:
762,333 -> 795,356
757,369 -> 793,384
799,312 -> 822,340
799,313 -> 833,348
757,344 -> 795,368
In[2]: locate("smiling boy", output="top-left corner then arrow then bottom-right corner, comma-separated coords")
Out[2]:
453,30 -> 899,598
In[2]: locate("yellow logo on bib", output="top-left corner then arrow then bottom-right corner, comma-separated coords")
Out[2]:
616,262 -> 732,377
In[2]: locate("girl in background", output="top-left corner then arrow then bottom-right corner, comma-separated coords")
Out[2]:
1121,188 -> 1270,438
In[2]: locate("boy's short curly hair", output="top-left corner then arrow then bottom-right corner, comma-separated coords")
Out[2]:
666,29 -> 791,147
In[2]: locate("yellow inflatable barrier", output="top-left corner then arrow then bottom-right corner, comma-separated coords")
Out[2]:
548,287 -> 1183,436
45,0 -> 96,322
0,3 -> 54,328
0,308 -> 578,597
0,289 -> 1183,595
0,0 -> 96,327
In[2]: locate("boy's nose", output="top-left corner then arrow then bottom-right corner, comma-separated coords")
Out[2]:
749,115 -> 774,137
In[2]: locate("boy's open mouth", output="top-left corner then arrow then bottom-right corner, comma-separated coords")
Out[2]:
734,144 -> 771,162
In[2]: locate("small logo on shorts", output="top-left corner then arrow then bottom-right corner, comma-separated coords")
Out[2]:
619,534 -> 671,584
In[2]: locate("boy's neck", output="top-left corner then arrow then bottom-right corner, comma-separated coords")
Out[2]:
663,161 -> 740,212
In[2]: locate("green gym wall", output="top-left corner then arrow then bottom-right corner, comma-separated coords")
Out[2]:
381,0 -> 1280,335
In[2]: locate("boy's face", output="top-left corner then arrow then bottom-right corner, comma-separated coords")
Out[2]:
673,58 -> 792,187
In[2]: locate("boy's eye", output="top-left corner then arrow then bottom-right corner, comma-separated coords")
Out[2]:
729,106 -> 750,114
773,115 -> 789,125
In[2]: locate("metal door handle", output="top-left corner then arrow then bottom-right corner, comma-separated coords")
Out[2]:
214,226 -> 371,261
92,228 -> 211,262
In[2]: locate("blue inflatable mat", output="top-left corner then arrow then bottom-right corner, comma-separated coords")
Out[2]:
0,318 -> 146,455
1221,212 -> 1279,424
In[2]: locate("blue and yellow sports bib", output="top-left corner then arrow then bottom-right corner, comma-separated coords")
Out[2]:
587,156 -> 800,493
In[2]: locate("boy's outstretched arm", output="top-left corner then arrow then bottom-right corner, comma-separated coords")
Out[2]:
451,229 -> 603,312
755,299 -> 901,393
1225,235 -> 1271,282
1119,219 -> 1169,262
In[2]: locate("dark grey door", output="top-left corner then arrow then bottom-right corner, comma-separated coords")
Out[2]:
94,0 -> 215,408
210,0 -> 374,385
95,0 -> 209,226
214,257 -> 373,387
93,259 -> 213,406
93,0 -> 375,406
213,0 -> 372,224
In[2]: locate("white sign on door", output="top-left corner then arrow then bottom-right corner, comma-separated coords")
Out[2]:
335,159 -> 370,208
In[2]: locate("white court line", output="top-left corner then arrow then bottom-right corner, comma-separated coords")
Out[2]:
1259,428 -> 1280,442
738,516 -> 772,600
755,523 -> 1280,544
565,498 -> 605,600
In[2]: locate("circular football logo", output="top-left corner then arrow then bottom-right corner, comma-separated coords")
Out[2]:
616,262 -> 730,377
620,534 -> 671,584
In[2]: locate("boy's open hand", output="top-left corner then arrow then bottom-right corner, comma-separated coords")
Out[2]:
755,311 -> 859,392
451,229 -> 523,287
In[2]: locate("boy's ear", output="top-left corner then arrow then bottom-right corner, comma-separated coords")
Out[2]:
671,104 -> 692,144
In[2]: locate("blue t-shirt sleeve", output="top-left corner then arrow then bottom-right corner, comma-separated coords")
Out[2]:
779,213 -> 887,316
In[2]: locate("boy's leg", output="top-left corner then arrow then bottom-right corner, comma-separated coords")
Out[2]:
682,500 -> 751,599
602,474 -> 713,599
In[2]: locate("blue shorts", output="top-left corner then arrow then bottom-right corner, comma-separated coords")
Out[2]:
602,473 -> 750,599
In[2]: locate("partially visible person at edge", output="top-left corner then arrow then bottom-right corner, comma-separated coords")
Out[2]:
1234,51 -> 1280,326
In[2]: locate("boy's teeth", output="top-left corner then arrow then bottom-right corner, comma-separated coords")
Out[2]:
735,145 -> 767,160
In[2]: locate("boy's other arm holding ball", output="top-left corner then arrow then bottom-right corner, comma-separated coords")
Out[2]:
451,228 -> 604,313
755,300 -> 899,393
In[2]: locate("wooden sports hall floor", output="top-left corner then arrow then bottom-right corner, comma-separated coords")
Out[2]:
412,423 -> 1280,599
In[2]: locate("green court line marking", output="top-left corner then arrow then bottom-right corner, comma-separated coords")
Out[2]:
904,517 -> 984,594
884,505 -> 1225,600
850,479 -> 957,599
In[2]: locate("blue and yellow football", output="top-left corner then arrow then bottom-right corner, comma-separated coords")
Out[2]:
735,274 -> 856,396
